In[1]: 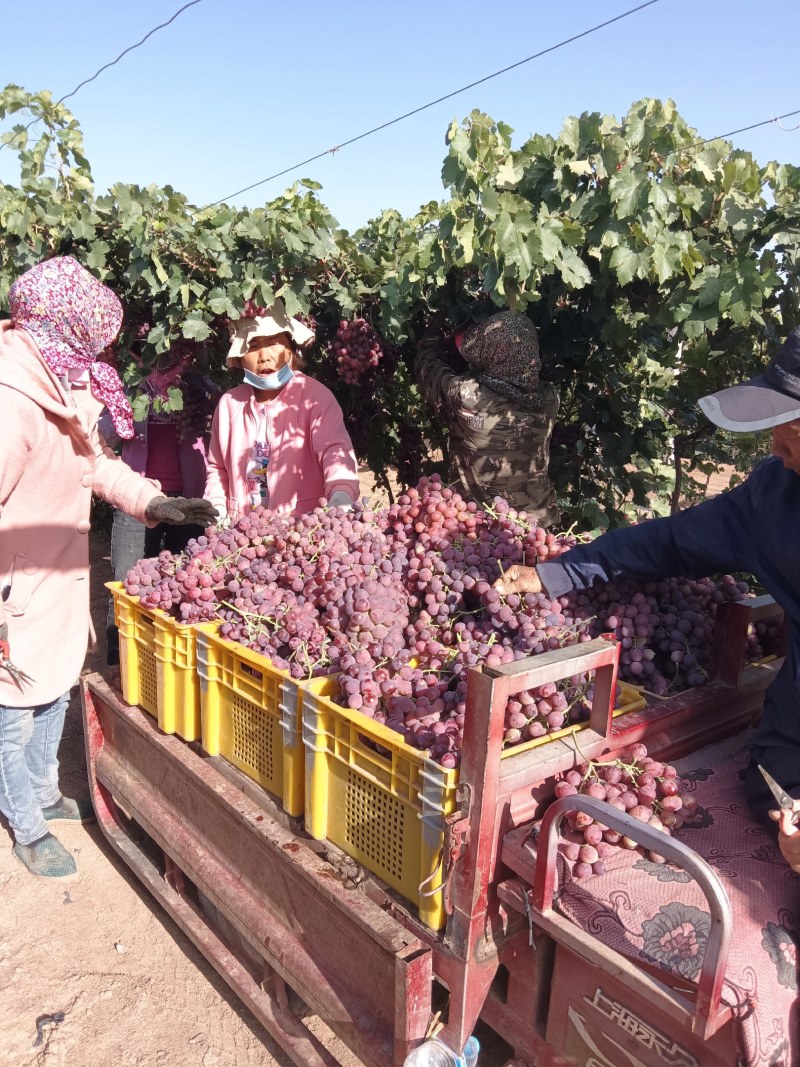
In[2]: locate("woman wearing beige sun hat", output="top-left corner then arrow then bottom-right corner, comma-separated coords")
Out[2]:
205,297 -> 359,520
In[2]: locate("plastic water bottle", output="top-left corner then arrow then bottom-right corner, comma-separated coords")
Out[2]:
403,1035 -> 480,1066
462,1036 -> 480,1066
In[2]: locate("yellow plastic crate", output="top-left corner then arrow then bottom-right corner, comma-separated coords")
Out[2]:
196,625 -> 310,817
108,581 -> 205,740
109,581 -> 159,718
301,677 -> 646,931
302,676 -> 459,931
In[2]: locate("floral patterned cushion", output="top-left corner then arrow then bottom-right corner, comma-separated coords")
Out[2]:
553,736 -> 799,1067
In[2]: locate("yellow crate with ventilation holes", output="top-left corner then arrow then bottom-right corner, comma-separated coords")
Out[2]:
196,624 -> 316,818
302,675 -> 459,931
107,581 -> 206,740
301,675 -> 647,931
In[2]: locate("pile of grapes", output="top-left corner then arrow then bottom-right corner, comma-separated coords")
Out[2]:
329,318 -> 387,384
124,476 -> 753,767
743,615 -> 785,664
553,741 -> 698,878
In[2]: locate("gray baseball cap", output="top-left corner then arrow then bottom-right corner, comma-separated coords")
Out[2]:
698,327 -> 800,432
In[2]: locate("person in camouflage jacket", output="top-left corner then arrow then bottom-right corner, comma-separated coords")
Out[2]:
415,311 -> 560,525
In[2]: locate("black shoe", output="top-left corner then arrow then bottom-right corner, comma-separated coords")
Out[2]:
42,796 -> 96,824
13,833 -> 77,878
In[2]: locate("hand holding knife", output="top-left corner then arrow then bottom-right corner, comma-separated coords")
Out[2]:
761,765 -> 800,874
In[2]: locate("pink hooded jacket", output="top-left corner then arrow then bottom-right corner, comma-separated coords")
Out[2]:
0,323 -> 162,707
204,374 -> 359,520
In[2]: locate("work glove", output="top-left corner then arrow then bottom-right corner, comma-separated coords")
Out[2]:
145,495 -> 219,527
328,490 -> 354,513
420,308 -> 448,340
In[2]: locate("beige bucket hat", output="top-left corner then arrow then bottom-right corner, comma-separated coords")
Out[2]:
226,298 -> 315,364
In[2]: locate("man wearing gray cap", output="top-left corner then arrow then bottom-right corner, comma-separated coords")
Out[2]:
495,327 -> 800,872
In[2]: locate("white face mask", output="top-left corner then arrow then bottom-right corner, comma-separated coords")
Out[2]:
243,364 -> 293,391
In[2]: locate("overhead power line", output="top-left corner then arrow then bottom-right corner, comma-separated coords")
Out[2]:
0,0 -> 203,153
687,109 -> 800,150
58,1 -> 203,104
211,0 -> 661,205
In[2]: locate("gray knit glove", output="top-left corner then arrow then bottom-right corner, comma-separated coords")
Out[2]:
328,491 -> 354,513
145,496 -> 219,527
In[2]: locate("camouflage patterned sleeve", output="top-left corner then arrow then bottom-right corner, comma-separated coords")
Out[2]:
414,336 -> 467,416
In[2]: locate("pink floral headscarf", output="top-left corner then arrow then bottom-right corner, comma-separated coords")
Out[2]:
8,256 -> 134,439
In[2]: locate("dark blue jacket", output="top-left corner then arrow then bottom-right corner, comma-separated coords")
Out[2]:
539,456 -> 800,817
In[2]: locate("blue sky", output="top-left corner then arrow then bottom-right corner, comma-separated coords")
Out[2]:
2,0 -> 799,231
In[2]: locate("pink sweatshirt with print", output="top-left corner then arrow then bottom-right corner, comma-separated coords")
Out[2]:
204,373 -> 359,520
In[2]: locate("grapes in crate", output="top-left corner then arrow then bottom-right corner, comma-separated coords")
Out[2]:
743,615 -> 784,664
501,673 -> 624,748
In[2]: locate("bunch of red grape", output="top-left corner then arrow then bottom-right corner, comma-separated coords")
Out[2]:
550,421 -> 581,453
501,673 -> 623,747
743,615 -> 785,664
329,318 -> 386,384
173,368 -> 220,444
553,741 -> 698,878
577,573 -> 751,695
395,423 -> 426,488
241,298 -> 269,319
218,584 -> 333,679
294,311 -> 317,343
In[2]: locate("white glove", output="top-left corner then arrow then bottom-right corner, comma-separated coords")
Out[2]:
328,491 -> 354,512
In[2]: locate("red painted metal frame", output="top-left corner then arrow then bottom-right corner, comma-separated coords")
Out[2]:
437,636 -> 620,1054
82,677 -> 432,1067
710,595 -> 787,687
429,615 -> 777,1057
529,794 -> 732,1040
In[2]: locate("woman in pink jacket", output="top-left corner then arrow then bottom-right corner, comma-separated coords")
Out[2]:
205,301 -> 359,520
0,257 -> 216,879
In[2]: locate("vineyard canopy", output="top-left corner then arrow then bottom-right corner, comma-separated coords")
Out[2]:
1,86 -> 799,529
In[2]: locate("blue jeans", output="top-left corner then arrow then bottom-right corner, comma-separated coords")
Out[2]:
0,692 -> 70,845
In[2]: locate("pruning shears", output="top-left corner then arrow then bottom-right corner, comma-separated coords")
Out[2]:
759,764 -> 799,821
0,655 -> 34,691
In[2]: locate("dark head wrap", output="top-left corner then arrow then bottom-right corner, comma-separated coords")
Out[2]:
461,311 -> 545,411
